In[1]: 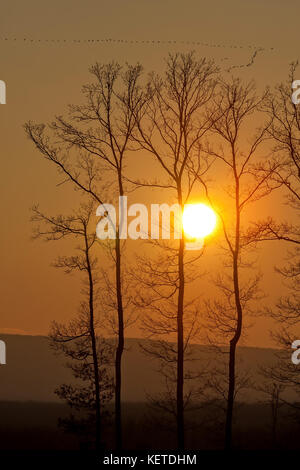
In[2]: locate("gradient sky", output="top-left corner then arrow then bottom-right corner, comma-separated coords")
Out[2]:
0,0 -> 299,345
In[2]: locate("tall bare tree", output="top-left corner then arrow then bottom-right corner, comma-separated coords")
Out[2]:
130,52 -> 218,448
247,64 -> 300,407
25,61 -> 142,449
196,78 -> 280,449
32,202 -> 113,451
247,62 -> 300,246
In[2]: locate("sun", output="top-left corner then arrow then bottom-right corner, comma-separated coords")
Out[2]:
182,203 -> 217,239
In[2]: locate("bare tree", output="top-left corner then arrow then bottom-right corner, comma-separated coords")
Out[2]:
32,202 -> 113,451
129,52 -> 218,449
247,65 -> 300,415
196,77 -> 280,449
264,62 -> 300,206
258,63 -> 300,316
246,62 -> 300,246
132,237 -> 206,444
25,61 -> 142,449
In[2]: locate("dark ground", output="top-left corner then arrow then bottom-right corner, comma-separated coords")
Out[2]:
0,400 -> 299,451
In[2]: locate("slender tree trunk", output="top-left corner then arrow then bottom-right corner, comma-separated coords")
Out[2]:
225,256 -> 242,449
115,172 -> 124,450
84,230 -> 102,452
225,171 -> 242,450
225,339 -> 237,449
90,316 -> 101,452
115,233 -> 124,450
177,194 -> 185,450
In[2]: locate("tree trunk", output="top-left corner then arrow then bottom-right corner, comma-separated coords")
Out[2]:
177,194 -> 185,450
225,339 -> 237,450
90,317 -> 101,452
85,230 -> 102,452
115,232 -> 124,450
225,245 -> 242,449
115,172 -> 124,450
225,168 -> 242,450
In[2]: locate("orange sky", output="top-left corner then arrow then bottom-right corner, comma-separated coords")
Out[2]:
0,0 -> 299,346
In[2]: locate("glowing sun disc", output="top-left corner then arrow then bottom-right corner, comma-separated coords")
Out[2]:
182,203 -> 217,239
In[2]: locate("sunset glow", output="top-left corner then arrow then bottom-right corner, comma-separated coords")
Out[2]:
182,203 -> 217,239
